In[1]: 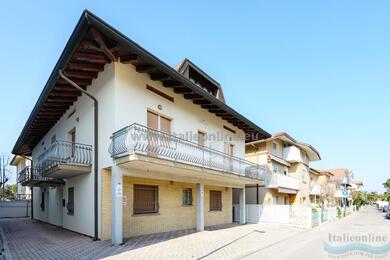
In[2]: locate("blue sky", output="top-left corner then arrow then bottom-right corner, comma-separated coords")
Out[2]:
0,1 -> 389,192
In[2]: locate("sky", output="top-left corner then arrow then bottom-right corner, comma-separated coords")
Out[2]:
0,1 -> 389,192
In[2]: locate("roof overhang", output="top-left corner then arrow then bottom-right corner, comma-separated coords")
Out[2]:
246,132 -> 321,161
12,10 -> 270,156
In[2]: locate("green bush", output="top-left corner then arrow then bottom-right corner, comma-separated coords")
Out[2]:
312,208 -> 318,213
337,207 -> 342,218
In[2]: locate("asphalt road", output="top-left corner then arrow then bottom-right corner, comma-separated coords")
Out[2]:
240,206 -> 390,260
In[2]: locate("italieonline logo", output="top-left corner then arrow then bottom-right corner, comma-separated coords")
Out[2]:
324,232 -> 390,258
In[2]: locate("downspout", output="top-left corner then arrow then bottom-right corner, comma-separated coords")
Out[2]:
59,70 -> 99,241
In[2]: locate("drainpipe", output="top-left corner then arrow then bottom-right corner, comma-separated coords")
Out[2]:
59,70 -> 99,241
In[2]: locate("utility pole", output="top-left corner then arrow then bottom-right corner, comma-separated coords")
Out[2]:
0,155 -> 10,201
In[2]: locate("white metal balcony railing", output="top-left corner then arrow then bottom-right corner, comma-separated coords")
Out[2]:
267,173 -> 300,190
37,140 -> 92,173
109,123 -> 269,180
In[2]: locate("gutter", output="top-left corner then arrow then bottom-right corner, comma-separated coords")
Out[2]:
59,70 -> 99,241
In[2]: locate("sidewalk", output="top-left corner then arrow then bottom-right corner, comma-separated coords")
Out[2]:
0,218 -> 305,259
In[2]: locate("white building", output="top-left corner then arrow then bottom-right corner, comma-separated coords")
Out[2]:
12,10 -> 270,244
10,155 -> 31,200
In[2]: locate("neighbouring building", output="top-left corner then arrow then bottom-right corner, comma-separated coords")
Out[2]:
309,168 -> 334,207
12,10 -> 271,245
326,168 -> 354,207
351,179 -> 364,192
10,155 -> 32,200
244,132 -> 321,206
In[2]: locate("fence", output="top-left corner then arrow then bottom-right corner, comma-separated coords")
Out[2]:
0,200 -> 31,218
245,204 -> 311,227
243,205 -> 342,228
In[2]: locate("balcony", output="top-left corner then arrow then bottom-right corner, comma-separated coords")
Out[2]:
37,140 -> 92,179
309,182 -> 322,195
18,166 -> 64,187
109,124 -> 268,183
283,146 -> 302,163
266,173 -> 300,193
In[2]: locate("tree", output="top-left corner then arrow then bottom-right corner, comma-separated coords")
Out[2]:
383,179 -> 390,192
352,191 -> 370,210
0,184 -> 17,200
319,182 -> 335,208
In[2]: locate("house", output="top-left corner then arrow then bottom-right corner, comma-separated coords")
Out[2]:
309,168 -> 334,207
326,168 -> 354,207
244,132 -> 321,206
351,179 -> 364,192
11,10 -> 271,245
10,155 -> 32,200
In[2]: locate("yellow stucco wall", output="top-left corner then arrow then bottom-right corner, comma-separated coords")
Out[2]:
101,170 -> 232,240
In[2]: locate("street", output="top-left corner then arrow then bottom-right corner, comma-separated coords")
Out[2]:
241,207 -> 390,260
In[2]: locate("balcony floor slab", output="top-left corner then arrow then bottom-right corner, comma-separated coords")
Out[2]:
114,154 -> 263,187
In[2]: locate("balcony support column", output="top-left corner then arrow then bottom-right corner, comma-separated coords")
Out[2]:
111,165 -> 123,245
196,183 -> 204,231
239,187 -> 246,224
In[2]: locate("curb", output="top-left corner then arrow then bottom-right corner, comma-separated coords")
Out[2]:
0,225 -> 12,260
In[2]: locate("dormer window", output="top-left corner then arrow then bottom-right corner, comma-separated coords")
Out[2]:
175,59 -> 225,103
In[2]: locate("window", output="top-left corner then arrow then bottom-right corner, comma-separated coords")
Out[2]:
68,128 -> 76,157
284,197 -> 288,205
273,164 -> 280,174
197,131 -> 206,146
147,111 -> 171,134
134,185 -> 159,214
224,143 -> 234,156
283,167 -> 288,176
40,192 -> 45,211
209,191 -> 222,211
67,187 -> 74,216
182,188 -> 192,206
301,169 -> 308,183
272,142 -> 278,152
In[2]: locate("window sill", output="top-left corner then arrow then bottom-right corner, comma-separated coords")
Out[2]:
132,213 -> 160,217
182,204 -> 193,207
209,210 -> 222,212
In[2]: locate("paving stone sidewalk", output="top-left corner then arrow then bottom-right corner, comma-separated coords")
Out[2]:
0,218 -> 305,259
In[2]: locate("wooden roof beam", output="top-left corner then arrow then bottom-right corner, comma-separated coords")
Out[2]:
72,52 -> 109,64
150,72 -> 170,81
184,93 -> 203,100
79,41 -> 103,53
193,100 -> 210,105
136,64 -> 156,73
67,62 -> 104,72
63,70 -> 98,79
163,80 -> 182,87
90,27 -> 117,62
120,54 -> 138,64
174,87 -> 192,94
